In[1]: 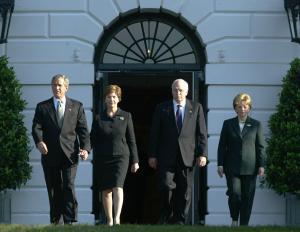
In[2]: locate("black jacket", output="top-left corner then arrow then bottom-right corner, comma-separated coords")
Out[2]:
90,108 -> 139,164
32,97 -> 91,166
218,116 -> 265,175
148,99 -> 207,168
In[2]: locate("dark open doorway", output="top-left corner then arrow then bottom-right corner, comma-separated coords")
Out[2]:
110,73 -> 193,224
92,9 -> 208,224
92,72 -> 207,224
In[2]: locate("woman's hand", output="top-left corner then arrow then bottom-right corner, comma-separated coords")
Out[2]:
131,162 -> 139,173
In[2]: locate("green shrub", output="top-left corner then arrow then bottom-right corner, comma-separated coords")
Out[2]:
266,58 -> 300,197
0,56 -> 32,191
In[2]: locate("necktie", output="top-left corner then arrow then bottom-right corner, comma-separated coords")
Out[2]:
56,100 -> 64,127
176,105 -> 182,132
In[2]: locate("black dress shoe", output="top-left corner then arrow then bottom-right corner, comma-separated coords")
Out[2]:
158,214 -> 170,224
51,218 -> 63,225
173,220 -> 185,225
64,221 -> 73,225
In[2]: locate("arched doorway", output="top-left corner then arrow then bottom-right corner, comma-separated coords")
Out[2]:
92,9 -> 207,225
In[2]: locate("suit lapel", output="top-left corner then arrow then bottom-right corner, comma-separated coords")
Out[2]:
241,117 -> 252,138
61,98 -> 73,129
232,117 -> 242,138
168,101 -> 176,125
46,98 -> 58,126
114,108 -> 126,124
164,101 -> 178,131
181,100 -> 192,131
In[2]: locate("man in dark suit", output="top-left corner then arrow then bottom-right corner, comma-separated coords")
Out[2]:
217,93 -> 265,226
148,79 -> 208,224
32,74 -> 90,225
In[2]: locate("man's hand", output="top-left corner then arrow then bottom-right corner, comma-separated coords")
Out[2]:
148,157 -> 157,169
197,156 -> 207,167
37,141 -> 48,155
258,167 -> 265,176
79,149 -> 89,161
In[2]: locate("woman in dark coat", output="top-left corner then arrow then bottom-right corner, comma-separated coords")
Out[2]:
217,93 -> 265,226
90,85 -> 139,226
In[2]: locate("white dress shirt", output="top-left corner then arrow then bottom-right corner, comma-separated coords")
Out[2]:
53,96 -> 66,115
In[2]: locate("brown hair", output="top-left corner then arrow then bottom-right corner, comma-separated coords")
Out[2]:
105,85 -> 122,101
233,93 -> 252,109
51,74 -> 69,88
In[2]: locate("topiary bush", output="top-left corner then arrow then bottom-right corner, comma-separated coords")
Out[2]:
266,58 -> 300,197
0,56 -> 32,192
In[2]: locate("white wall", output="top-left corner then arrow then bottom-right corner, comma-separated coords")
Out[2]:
5,0 -> 299,225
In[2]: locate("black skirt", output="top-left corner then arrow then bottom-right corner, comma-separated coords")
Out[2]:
97,154 -> 129,191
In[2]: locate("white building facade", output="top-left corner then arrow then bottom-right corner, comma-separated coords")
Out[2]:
4,0 -> 298,225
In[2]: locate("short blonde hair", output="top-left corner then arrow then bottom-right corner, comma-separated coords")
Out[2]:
233,93 -> 252,109
51,74 -> 69,88
105,85 -> 122,101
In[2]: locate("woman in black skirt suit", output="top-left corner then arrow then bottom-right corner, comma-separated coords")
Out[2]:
217,93 -> 265,226
90,85 -> 139,226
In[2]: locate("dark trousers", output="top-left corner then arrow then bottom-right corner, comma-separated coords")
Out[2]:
158,155 -> 194,224
42,156 -> 78,224
226,174 -> 257,226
